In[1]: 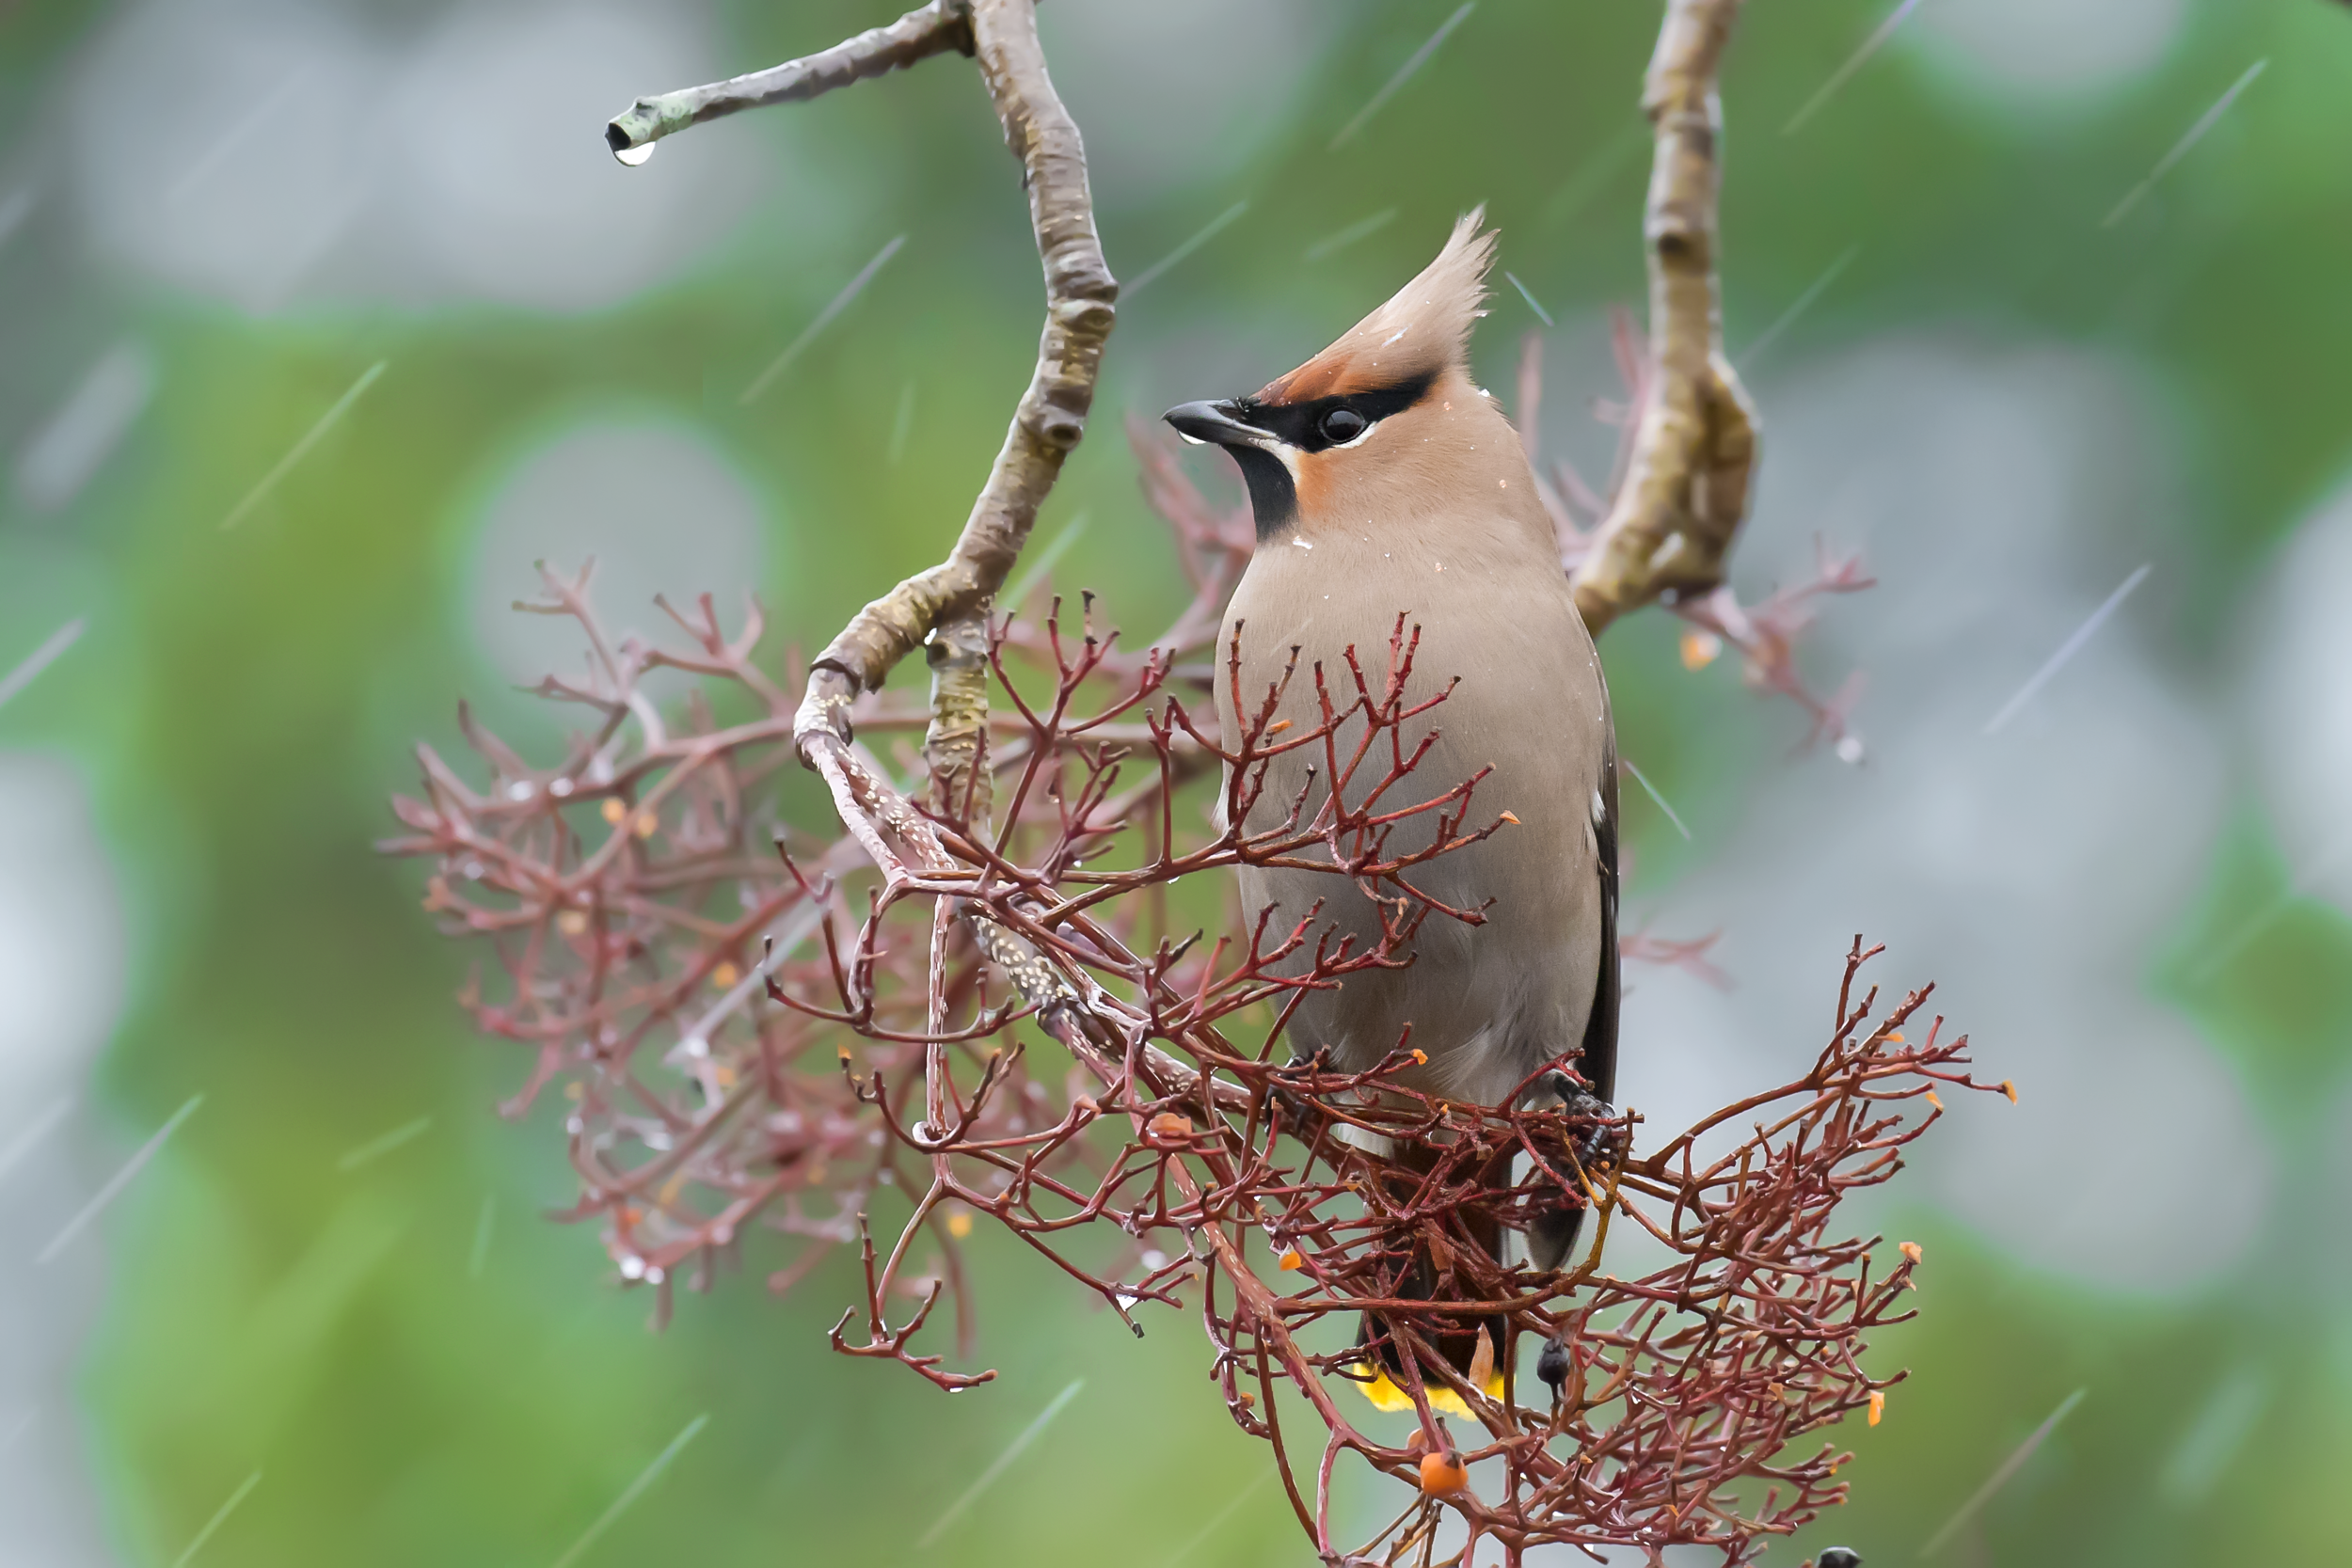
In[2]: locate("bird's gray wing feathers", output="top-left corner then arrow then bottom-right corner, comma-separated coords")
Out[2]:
1577,736 -> 1620,1102
1528,733 -> 1619,1275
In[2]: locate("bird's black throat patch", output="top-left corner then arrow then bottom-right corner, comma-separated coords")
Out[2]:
1223,368 -> 1438,540
1229,447 -> 1299,540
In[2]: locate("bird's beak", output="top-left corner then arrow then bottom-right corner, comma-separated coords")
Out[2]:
1163,399 -> 1271,450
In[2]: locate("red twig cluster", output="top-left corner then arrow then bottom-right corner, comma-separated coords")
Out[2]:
385,423 -> 1952,1565
1520,323 -> 1874,754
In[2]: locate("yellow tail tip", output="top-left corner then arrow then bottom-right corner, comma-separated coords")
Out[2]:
1346,1364 -> 1505,1418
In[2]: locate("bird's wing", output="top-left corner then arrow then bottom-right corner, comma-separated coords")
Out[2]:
1577,730 -> 1620,1102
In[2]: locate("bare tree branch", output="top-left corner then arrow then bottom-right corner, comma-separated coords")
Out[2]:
792,0 -> 1116,761
923,610 -> 995,825
604,0 -> 976,160
603,0 -> 1117,1006
1569,0 -> 1759,637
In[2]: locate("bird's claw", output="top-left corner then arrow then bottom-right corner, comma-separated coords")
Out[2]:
1562,1092 -> 1625,1175
1264,1048 -> 1334,1129
1536,1072 -> 1623,1170
1273,1047 -> 1333,1085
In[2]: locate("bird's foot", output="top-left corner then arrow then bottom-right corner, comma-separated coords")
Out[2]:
1264,1049 -> 1336,1133
1562,1092 -> 1625,1175
1538,1071 -> 1624,1176
1272,1047 -> 1333,1086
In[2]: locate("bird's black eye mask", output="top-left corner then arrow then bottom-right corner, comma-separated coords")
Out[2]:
1163,369 -> 1438,540
1236,369 -> 1438,453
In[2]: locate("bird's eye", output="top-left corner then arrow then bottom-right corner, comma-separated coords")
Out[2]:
1318,407 -> 1368,444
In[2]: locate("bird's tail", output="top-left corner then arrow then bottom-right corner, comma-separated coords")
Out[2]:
1344,1140 -> 1511,1417
1348,1318 -> 1504,1418
1526,1200 -> 1588,1275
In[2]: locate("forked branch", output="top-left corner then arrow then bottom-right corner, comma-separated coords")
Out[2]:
607,0 -> 1115,788
1569,0 -> 1760,636
785,0 -> 1115,776
605,0 -> 1116,1013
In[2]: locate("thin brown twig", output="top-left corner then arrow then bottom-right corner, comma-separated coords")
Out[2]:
604,0 -> 976,158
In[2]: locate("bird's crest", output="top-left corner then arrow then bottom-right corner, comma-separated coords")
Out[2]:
1257,208 -> 1496,405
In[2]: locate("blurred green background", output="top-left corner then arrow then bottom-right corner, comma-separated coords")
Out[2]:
4,0 -> 2351,1563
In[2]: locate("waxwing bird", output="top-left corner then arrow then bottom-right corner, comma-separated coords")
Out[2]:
1166,212 -> 1619,1412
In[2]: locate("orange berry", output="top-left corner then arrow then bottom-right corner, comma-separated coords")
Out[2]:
1278,1249 -> 1304,1271
2002,1080 -> 2019,1104
1899,1241 -> 1922,1265
1679,629 -> 1723,670
1419,1449 -> 1470,1497
600,799 -> 627,824
1924,1090 -> 1944,1110
1146,1112 -> 1194,1146
1867,1390 -> 1885,1427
